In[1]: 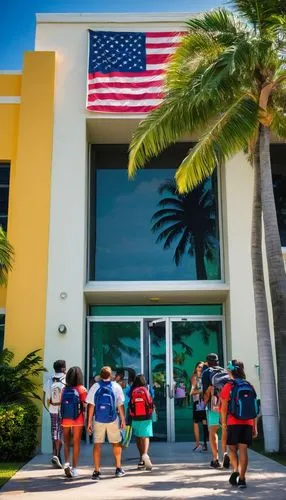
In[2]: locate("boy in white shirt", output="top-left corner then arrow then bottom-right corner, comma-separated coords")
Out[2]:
43,359 -> 66,468
86,366 -> 126,480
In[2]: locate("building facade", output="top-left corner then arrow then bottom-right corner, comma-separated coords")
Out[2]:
0,13 -> 285,452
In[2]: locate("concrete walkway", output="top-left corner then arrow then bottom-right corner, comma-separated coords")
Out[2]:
1,442 -> 286,499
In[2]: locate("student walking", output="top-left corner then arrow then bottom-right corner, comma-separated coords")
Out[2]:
129,374 -> 154,470
190,361 -> 208,452
61,366 -> 87,478
43,359 -> 66,468
202,353 -> 230,469
220,360 -> 258,489
86,366 -> 126,481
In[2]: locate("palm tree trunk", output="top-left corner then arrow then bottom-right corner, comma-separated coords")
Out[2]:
251,139 -> 279,452
194,235 -> 207,280
259,125 -> 286,452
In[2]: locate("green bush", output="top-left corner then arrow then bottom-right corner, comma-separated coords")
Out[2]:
0,403 -> 39,460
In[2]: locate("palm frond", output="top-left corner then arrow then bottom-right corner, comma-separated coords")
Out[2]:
128,84 -> 237,178
151,208 -> 184,221
157,197 -> 182,208
151,214 -> 184,231
158,180 -> 178,196
175,95 -> 259,193
0,348 -> 14,366
166,31 -> 223,88
0,227 -> 14,285
153,222 -> 183,241
161,226 -> 184,250
200,39 -> 256,90
231,0 -> 286,27
174,228 -> 190,265
271,109 -> 286,139
186,8 -> 244,41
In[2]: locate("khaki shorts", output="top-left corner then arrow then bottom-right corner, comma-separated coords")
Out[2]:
94,420 -> 121,444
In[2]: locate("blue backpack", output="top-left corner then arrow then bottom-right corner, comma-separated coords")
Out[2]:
94,381 -> 117,423
61,387 -> 81,420
228,379 -> 259,420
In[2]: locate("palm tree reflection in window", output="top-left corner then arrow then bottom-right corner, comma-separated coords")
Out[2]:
151,176 -> 220,280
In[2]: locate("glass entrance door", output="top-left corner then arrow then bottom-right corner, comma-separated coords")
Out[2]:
148,318 -> 170,441
88,320 -> 142,387
88,316 -> 223,442
171,319 -> 223,442
147,317 -> 223,442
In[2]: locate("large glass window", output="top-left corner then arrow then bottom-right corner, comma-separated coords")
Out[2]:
271,145 -> 286,247
89,144 -> 221,281
0,163 -> 10,232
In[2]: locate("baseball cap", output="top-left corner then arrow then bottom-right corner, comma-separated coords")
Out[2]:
206,353 -> 219,363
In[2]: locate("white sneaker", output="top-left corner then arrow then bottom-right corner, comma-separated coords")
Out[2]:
71,468 -> 79,478
64,463 -> 72,478
51,456 -> 62,469
193,444 -> 203,452
142,453 -> 152,470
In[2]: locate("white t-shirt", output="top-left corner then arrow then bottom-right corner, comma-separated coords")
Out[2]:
43,372 -> 66,415
86,380 -> 125,408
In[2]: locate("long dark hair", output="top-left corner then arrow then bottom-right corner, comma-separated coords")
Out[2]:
192,361 -> 204,377
132,374 -> 147,388
66,366 -> 84,387
229,360 -> 246,379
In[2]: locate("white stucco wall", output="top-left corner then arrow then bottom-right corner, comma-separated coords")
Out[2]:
35,13 -> 191,453
223,153 -> 260,390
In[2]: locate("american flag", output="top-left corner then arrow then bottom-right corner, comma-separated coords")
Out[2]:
86,30 -> 183,113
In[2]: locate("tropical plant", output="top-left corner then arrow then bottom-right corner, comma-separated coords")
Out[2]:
0,227 -> 14,286
151,178 -> 220,279
0,348 -> 46,403
128,2 -> 286,451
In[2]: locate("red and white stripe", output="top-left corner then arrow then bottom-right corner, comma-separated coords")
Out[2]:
87,32 -> 184,113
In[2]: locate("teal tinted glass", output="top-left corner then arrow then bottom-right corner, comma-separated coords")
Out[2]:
90,304 -> 223,316
172,320 -> 223,441
271,145 -> 286,246
89,144 -> 221,281
89,321 -> 141,381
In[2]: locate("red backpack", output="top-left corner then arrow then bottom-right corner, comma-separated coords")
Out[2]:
129,386 -> 154,420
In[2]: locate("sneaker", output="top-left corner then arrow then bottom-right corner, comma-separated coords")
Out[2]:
238,477 -> 247,489
193,444 -> 203,452
209,459 -> 221,469
71,468 -> 79,478
51,455 -> 62,469
91,470 -> 101,481
64,463 -> 72,478
229,471 -> 239,486
137,460 -> 145,470
223,453 -> 230,469
142,453 -> 152,470
115,467 -> 126,477
202,444 -> 208,452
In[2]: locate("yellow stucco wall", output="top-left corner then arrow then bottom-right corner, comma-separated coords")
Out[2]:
0,76 -> 20,308
0,75 -> 21,97
4,52 -> 55,360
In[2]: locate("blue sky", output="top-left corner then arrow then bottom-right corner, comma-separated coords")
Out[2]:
0,0 -> 224,70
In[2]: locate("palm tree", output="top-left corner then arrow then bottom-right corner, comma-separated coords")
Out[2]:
128,2 -> 286,451
0,227 -> 14,286
151,178 -> 220,280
